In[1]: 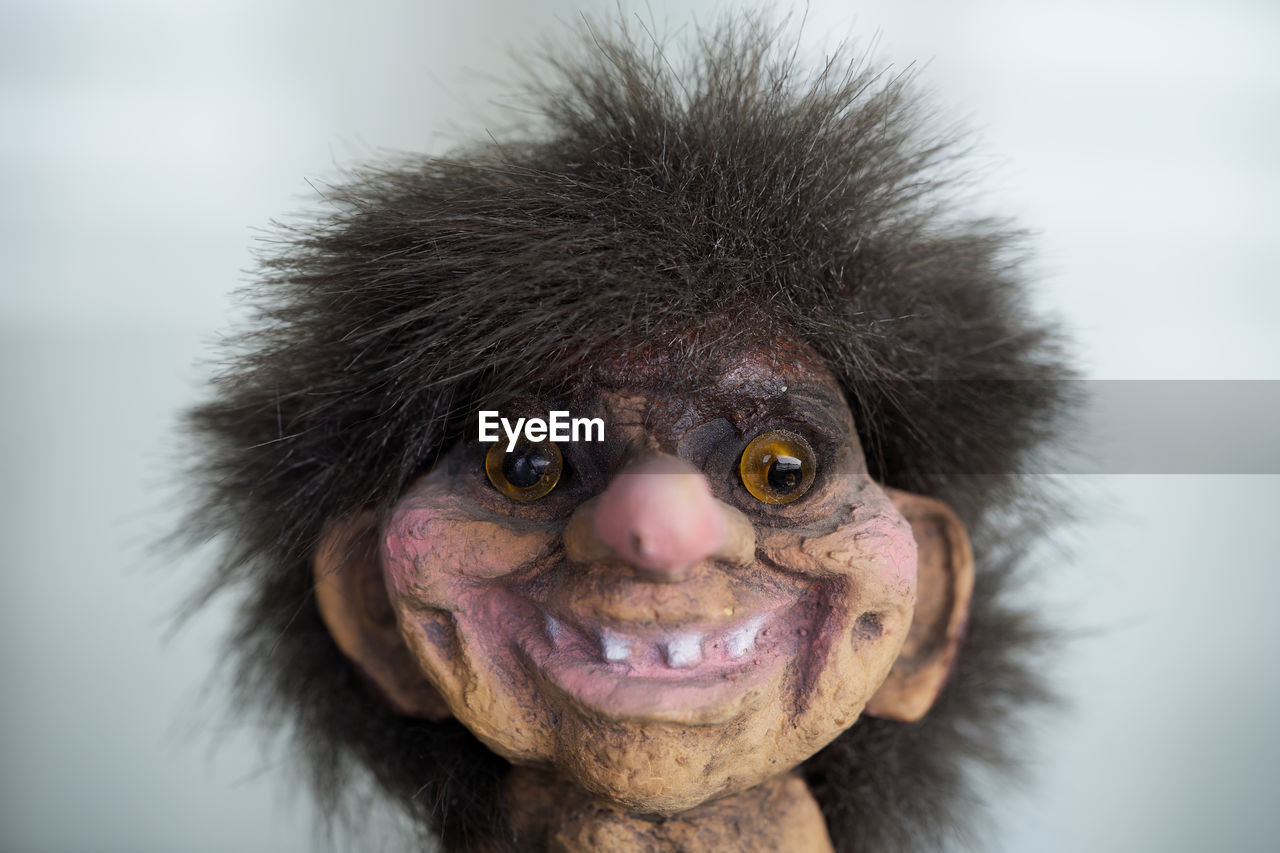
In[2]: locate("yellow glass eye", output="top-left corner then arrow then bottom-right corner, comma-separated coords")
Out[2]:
485,440 -> 563,501
739,430 -> 817,505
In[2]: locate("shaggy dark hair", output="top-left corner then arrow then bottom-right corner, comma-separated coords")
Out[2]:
185,15 -> 1069,852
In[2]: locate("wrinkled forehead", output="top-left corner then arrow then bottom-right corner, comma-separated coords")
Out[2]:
517,335 -> 857,444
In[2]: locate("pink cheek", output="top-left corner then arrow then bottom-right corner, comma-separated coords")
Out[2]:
380,504 -> 453,596
862,515 -> 919,590
381,500 -> 549,600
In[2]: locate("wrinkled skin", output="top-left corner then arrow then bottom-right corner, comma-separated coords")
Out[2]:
377,341 -> 921,816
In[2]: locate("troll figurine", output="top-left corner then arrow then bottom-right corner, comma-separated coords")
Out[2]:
186,18 -> 1066,852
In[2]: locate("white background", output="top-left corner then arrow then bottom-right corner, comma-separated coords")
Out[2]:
2,1 -> 1278,850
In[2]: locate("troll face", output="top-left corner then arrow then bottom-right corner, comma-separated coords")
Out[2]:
315,338 -> 973,815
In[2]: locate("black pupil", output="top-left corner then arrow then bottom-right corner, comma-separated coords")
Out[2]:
767,454 -> 804,492
503,445 -> 553,489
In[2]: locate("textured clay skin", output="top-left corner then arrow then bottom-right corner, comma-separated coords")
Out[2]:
379,342 -> 919,817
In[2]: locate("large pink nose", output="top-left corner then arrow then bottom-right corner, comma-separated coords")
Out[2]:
592,455 -> 727,582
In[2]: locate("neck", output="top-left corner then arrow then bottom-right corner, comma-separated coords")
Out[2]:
503,766 -> 834,852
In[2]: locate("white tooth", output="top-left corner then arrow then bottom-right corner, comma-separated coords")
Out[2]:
724,616 -> 764,658
546,615 -> 564,646
664,634 -> 703,668
600,629 -> 632,662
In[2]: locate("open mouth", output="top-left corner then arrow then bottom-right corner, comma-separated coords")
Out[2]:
451,570 -> 827,724
524,610 -> 805,723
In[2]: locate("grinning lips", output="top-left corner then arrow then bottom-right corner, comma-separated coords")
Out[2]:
470,572 -> 829,725
543,610 -> 789,673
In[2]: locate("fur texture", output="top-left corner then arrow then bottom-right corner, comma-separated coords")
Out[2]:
185,15 -> 1069,852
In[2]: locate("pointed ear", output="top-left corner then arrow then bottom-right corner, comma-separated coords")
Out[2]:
865,488 -> 974,723
314,513 -> 452,721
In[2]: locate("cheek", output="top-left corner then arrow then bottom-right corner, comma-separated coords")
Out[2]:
782,505 -> 918,596
380,491 -> 552,603
856,513 -> 919,591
